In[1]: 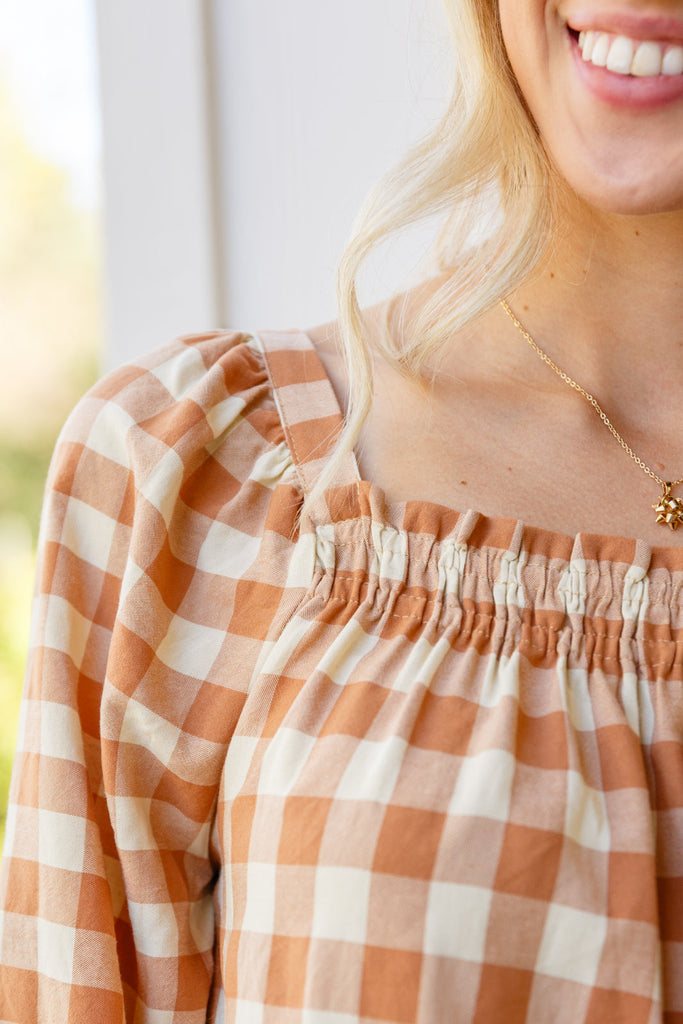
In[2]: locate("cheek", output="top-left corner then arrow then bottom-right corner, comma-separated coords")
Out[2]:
497,5 -> 545,104
498,1 -> 546,56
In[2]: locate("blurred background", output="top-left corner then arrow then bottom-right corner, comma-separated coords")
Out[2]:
0,0 -> 448,844
0,0 -> 101,847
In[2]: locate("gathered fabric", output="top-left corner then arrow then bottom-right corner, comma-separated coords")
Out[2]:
0,328 -> 681,1023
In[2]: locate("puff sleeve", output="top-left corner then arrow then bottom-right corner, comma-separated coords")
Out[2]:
0,331 -> 291,1023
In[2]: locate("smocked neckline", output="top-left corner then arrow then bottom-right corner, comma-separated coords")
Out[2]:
320,478 -> 683,577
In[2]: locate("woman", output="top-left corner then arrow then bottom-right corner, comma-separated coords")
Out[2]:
1,1 -> 682,1021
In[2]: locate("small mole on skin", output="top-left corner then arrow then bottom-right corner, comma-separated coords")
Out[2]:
550,272 -> 555,279
523,305 -> 530,311
460,480 -> 467,486
635,230 -> 640,237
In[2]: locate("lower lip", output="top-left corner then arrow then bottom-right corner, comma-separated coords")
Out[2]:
569,32 -> 683,109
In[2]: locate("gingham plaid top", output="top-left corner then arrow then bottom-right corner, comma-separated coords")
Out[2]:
1,329 -> 682,1024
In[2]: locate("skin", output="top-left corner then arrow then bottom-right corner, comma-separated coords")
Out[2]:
309,0 -> 683,546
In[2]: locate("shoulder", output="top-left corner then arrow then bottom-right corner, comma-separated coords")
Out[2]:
303,274 -> 460,416
36,329 -> 307,594
304,319 -> 349,417
68,330 -> 262,435
54,330 -> 283,478
303,297 -> 404,417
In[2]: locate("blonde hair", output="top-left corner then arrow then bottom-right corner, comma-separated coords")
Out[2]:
307,0 -> 561,511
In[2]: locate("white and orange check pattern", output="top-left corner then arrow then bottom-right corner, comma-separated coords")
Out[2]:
0,329 -> 682,1023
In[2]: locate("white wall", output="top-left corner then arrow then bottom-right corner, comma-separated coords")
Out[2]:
96,0 -> 220,366
96,0 -> 448,364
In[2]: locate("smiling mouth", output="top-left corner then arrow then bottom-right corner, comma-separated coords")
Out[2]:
567,26 -> 683,77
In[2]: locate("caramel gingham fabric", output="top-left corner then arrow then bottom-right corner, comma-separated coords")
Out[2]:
0,329 -> 682,1024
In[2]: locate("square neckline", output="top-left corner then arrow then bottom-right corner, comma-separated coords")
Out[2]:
256,327 -> 683,573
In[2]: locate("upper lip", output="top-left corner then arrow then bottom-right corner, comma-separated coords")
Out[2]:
563,7 -> 683,42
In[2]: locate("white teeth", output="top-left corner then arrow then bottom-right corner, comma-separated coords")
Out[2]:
606,35 -> 634,74
582,30 -> 597,61
662,45 -> 683,75
631,41 -> 663,77
577,30 -> 683,77
590,33 -> 611,67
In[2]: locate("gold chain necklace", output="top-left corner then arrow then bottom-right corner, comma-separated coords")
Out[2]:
501,300 -> 683,530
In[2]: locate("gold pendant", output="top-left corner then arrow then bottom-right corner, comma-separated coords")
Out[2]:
653,482 -> 683,530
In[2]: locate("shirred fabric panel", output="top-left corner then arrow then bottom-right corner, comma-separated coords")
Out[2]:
0,328 -> 682,1024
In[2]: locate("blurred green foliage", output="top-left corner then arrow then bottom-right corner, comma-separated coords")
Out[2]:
0,518 -> 34,840
0,443 -> 52,536
0,71 -> 101,846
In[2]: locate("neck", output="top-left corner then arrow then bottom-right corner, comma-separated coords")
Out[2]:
508,199 -> 683,421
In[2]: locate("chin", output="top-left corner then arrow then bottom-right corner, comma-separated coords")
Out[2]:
551,154 -> 683,218
581,185 -> 683,216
